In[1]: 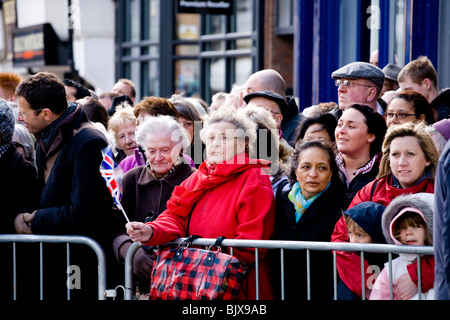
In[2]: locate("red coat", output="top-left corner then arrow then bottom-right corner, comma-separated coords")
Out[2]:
144,153 -> 276,300
332,175 -> 435,298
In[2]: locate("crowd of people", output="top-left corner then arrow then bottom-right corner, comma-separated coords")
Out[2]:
0,54 -> 449,300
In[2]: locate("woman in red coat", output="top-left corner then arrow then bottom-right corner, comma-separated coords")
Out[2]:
126,108 -> 275,300
332,122 -> 438,299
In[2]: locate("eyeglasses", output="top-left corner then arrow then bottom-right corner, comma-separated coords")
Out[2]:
17,108 -> 42,119
335,79 -> 373,88
386,112 -> 416,120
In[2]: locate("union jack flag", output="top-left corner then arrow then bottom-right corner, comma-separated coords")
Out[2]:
100,145 -> 124,207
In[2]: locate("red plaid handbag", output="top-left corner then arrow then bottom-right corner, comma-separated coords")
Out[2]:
149,236 -> 248,300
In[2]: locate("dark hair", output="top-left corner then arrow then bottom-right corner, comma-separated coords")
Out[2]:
79,96 -> 109,128
288,140 -> 342,188
294,113 -> 338,144
16,72 -> 67,115
346,104 -> 387,157
63,79 -> 91,100
391,90 -> 436,125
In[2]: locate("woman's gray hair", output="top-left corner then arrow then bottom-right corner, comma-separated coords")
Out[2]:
136,115 -> 190,151
200,107 -> 257,154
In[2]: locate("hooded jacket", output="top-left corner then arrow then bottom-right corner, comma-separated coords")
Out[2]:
336,202 -> 387,300
370,193 -> 435,300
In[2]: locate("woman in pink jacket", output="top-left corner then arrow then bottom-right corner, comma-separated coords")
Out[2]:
126,108 -> 276,300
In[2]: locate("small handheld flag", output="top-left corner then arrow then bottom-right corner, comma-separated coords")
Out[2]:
100,145 -> 130,223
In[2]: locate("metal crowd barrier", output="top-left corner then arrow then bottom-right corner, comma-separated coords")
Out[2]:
0,234 -> 107,300
124,238 -> 434,300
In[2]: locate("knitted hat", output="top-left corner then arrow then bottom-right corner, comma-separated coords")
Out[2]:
432,118 -> 450,140
332,62 -> 385,90
0,99 -> 15,146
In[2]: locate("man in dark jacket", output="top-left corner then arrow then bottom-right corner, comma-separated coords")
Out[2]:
434,139 -> 450,299
14,72 -> 119,299
398,56 -> 450,121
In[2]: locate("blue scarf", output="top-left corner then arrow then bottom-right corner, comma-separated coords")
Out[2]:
288,181 -> 330,222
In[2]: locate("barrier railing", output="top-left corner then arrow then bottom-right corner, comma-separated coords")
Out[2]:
124,238 -> 434,300
0,234 -> 107,300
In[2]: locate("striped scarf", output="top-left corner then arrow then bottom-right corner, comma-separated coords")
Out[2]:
288,181 -> 330,222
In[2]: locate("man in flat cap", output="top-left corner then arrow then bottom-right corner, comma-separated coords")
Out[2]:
331,62 -> 385,117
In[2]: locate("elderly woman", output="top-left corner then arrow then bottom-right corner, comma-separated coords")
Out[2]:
272,140 -> 347,300
386,90 -> 436,128
108,102 -> 137,163
113,115 -> 195,294
118,96 -> 183,173
332,122 -> 438,300
335,104 -> 387,207
126,108 -> 275,300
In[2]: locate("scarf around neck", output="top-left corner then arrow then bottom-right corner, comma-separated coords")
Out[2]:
165,152 -> 270,220
288,181 -> 330,222
40,103 -> 77,149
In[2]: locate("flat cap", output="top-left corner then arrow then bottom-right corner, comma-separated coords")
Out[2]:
243,90 -> 288,117
332,62 -> 385,90
382,63 -> 402,82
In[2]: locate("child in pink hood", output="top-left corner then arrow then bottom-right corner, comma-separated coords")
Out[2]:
370,193 -> 435,300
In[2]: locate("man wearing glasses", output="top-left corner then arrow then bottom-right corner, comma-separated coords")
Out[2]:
331,62 -> 386,118
13,72 -> 119,299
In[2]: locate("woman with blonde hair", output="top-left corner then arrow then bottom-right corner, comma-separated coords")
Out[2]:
107,102 -> 137,163
332,121 -> 437,299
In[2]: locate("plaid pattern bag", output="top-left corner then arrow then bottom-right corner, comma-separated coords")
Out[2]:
149,236 -> 248,300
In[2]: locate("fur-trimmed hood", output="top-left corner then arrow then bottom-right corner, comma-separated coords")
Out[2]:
381,193 -> 435,245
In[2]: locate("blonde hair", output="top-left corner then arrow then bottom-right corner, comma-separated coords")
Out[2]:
107,102 -> 136,145
377,122 -> 439,180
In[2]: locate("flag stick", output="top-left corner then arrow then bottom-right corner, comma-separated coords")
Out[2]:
116,200 -> 130,224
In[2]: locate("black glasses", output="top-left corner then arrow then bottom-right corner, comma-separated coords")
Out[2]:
335,79 -> 373,88
386,112 -> 416,120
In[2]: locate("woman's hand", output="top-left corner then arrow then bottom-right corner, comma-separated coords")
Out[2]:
126,222 -> 154,243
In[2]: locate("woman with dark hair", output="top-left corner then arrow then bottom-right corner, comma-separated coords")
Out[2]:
169,94 -> 205,167
293,113 -> 337,146
386,90 -> 436,128
335,104 -> 387,206
272,140 -> 347,300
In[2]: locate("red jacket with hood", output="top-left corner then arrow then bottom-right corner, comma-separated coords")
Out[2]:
332,174 -> 434,298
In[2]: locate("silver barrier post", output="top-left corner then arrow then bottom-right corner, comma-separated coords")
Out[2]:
124,242 -> 142,300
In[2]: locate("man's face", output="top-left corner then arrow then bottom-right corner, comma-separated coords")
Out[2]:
399,78 -> 430,102
336,78 -> 375,110
17,96 -> 48,134
246,97 -> 283,128
112,82 -> 134,101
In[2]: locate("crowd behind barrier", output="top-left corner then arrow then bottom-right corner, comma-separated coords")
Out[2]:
123,237 -> 433,301
0,234 -> 434,301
